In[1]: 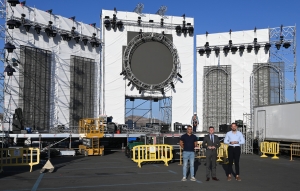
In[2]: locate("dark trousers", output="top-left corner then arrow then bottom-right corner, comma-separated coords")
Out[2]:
206,150 -> 217,178
193,125 -> 197,132
227,146 -> 241,176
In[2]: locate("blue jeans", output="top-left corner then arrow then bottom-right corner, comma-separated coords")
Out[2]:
183,151 -> 195,178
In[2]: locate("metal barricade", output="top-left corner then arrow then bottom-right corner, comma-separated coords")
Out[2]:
290,143 -> 300,161
195,141 -> 206,160
217,143 -> 228,163
0,147 -> 40,172
260,142 -> 279,159
132,144 -> 173,168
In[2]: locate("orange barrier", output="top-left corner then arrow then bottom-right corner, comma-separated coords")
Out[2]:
290,143 -> 300,161
260,142 -> 279,159
0,147 -> 40,172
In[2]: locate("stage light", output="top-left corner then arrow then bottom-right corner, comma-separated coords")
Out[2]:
204,42 -> 209,48
120,70 -> 126,75
112,14 -> 117,29
15,20 -> 21,28
161,88 -> 164,94
153,98 -> 158,102
130,97 -> 135,101
275,42 -> 281,50
254,43 -> 260,51
61,33 -> 69,41
239,45 -> 245,52
21,13 -> 26,24
82,37 -> 88,45
116,21 -> 123,30
188,26 -> 194,35
177,73 -> 182,78
95,41 -> 101,47
45,27 -> 51,37
71,26 -> 76,35
73,35 -> 80,43
181,26 -> 188,34
4,65 -> 16,76
160,18 -> 164,27
8,0 -> 20,6
104,20 -> 111,29
213,46 -> 220,55
127,81 -> 132,86
170,82 -> 175,89
51,30 -> 57,37
247,45 -> 253,52
90,38 -> 97,47
231,46 -> 238,54
4,42 -> 16,53
23,22 -> 31,32
139,89 -> 142,94
205,47 -> 211,54
283,41 -> 291,49
137,16 -> 141,26
175,26 -> 181,33
223,46 -> 230,54
198,48 -> 205,56
7,19 -> 16,29
34,24 -> 41,34
229,40 -> 232,46
264,43 -> 271,51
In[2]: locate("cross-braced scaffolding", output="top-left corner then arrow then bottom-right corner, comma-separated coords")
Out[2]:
242,113 -> 253,154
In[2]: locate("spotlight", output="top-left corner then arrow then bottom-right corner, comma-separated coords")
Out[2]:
23,22 -> 31,32
4,42 -> 16,53
61,33 -> 69,41
283,41 -> 291,49
205,47 -> 211,54
181,26 -> 188,34
90,38 -> 97,47
160,18 -> 164,27
95,41 -> 101,47
231,46 -> 238,54
15,20 -> 21,28
175,26 -> 181,33
7,19 -> 16,29
212,46 -> 219,55
239,45 -> 245,52
21,13 -> 26,22
4,65 -> 16,76
139,89 -> 142,94
177,73 -> 182,78
104,20 -> 111,29
275,42 -> 281,50
223,46 -> 230,54
71,27 -> 76,35
127,81 -> 132,86
153,98 -> 158,102
73,35 -> 80,43
229,40 -> 233,46
7,0 -> 20,7
188,26 -> 194,35
247,45 -> 253,52
254,43 -> 260,51
34,24 -> 41,34
82,37 -> 89,45
264,43 -> 271,51
137,16 -> 141,26
120,70 -> 126,75
198,48 -> 205,56
116,21 -> 123,29
161,88 -> 164,95
45,27 -> 52,37
170,82 -> 175,89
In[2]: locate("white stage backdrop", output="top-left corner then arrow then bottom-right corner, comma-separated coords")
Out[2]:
196,29 -> 269,131
101,10 -> 194,129
4,4 -> 100,130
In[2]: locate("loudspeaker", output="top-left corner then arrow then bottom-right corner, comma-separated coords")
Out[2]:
219,124 -> 230,133
160,125 -> 169,133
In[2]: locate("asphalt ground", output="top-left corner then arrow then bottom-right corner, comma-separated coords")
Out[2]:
0,151 -> 299,191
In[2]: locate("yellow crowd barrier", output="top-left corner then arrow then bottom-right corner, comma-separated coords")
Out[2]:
132,144 -> 173,168
217,143 -> 229,163
260,142 -> 279,159
0,147 -> 40,172
290,143 -> 300,161
195,141 -> 206,160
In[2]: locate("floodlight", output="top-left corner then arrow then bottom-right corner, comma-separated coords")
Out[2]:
7,19 -> 16,29
275,42 -> 281,50
104,20 -> 111,29
73,35 -> 80,43
188,26 -> 194,35
4,42 -> 16,53
34,24 -> 41,34
239,45 -> 245,52
247,45 -> 253,52
254,43 -> 260,51
23,22 -> 31,32
4,65 -> 16,76
170,82 -> 175,89
231,46 -> 238,54
116,21 -> 123,30
198,48 -> 205,56
214,46 -> 220,55
223,46 -> 230,54
205,47 -> 211,54
177,73 -> 182,78
82,37 -> 89,45
175,26 -> 181,33
264,43 -> 271,51
283,41 -> 291,49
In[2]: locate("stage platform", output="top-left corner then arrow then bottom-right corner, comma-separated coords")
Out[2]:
0,151 -> 299,191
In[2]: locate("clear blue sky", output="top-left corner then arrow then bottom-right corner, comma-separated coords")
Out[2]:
1,0 -> 299,118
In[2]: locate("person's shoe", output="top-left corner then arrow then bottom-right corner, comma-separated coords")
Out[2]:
190,177 -> 196,181
212,177 -> 219,181
227,175 -> 232,181
181,177 -> 187,181
206,178 -> 210,181
236,176 -> 241,181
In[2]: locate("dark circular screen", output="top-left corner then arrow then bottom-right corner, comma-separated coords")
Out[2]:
130,41 -> 173,85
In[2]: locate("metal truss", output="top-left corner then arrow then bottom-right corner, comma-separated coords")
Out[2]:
123,32 -> 181,94
242,113 -> 253,154
133,3 -> 144,15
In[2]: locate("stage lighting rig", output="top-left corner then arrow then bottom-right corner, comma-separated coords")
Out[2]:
11,58 -> 20,67
127,81 -> 132,87
61,32 -> 69,41
239,45 -> 245,52
170,82 -> 175,89
247,45 -> 253,52
21,13 -> 26,24
104,16 -> 111,29
116,21 -> 123,29
160,18 -> 164,27
205,46 -> 211,55
4,42 -> 16,53
74,35 -> 80,43
254,43 -> 260,52
7,19 -> 16,29
156,5 -> 167,17
23,22 -> 31,32
177,73 -> 182,78
187,23 -> 194,35
231,46 -> 238,54
198,48 -> 205,56
175,25 -> 181,34
214,46 -> 220,56
283,41 -> 291,49
120,70 -> 126,76
181,21 -> 187,34
8,0 -> 20,7
137,16 -> 142,26
82,37 -> 89,45
34,24 -> 41,34
223,46 -> 230,54
264,43 -> 271,51
4,65 -> 16,76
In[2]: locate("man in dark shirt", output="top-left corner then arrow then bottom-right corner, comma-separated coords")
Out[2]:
180,125 -> 198,181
